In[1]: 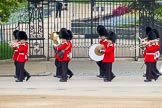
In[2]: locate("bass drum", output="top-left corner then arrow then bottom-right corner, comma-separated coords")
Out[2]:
88,44 -> 104,61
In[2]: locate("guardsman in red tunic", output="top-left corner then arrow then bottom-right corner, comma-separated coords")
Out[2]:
96,25 -> 108,78
14,31 -> 31,82
101,31 -> 116,82
53,31 -> 62,78
67,30 -> 74,79
143,30 -> 160,82
54,29 -> 71,82
143,27 -> 161,77
12,30 -> 19,78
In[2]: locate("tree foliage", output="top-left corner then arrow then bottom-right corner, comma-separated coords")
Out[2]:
0,0 -> 26,22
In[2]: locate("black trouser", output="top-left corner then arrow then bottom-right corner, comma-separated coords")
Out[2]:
60,61 -> 68,81
154,62 -> 160,75
17,62 -> 30,81
96,61 -> 104,76
146,62 -> 158,80
67,61 -> 73,76
104,62 -> 115,81
14,61 -> 18,77
55,59 -> 62,76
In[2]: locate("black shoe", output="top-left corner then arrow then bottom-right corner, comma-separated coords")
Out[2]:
14,75 -> 17,78
57,76 -> 62,78
143,74 -> 146,77
26,75 -> 31,81
154,76 -> 159,81
144,79 -> 152,82
69,74 -> 73,79
53,75 -> 57,77
59,79 -> 67,82
53,75 -> 62,78
112,75 -> 116,80
104,79 -> 111,82
156,73 -> 161,76
97,75 -> 103,78
15,80 -> 23,82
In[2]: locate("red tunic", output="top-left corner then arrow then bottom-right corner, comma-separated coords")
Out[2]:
99,39 -> 106,45
68,40 -> 72,60
54,45 -> 60,60
12,47 -> 18,61
15,42 -> 28,62
143,42 -> 160,62
102,41 -> 115,63
56,42 -> 71,62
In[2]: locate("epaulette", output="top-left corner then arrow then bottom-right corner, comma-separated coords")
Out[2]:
64,42 -> 68,45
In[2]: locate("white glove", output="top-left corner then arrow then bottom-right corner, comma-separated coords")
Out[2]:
52,44 -> 58,47
100,50 -> 105,53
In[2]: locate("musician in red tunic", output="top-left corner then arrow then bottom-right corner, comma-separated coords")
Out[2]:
14,31 -> 31,82
53,31 -> 62,78
96,25 -> 108,78
54,29 -> 71,82
143,30 -> 160,82
12,30 -> 19,78
101,31 -> 116,82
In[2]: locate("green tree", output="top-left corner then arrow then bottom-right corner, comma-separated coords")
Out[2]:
0,0 -> 26,22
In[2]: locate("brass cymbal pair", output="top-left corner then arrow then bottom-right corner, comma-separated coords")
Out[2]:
94,44 -> 105,56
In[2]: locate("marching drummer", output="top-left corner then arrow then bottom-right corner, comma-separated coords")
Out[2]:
12,30 -> 19,79
96,25 -> 108,78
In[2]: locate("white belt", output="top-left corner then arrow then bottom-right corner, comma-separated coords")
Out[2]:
146,53 -> 155,55
19,53 -> 24,55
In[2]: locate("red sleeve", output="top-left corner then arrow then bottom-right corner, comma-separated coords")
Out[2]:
146,45 -> 157,53
143,50 -> 146,57
15,45 -> 27,53
104,44 -> 114,54
56,43 -> 68,51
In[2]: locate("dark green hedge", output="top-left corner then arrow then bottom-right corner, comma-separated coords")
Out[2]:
0,41 -> 14,60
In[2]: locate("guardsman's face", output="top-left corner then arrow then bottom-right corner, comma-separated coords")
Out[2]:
20,39 -> 26,43
62,39 -> 67,43
100,36 -> 106,40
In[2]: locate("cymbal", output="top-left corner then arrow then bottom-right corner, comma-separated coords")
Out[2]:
94,44 -> 105,56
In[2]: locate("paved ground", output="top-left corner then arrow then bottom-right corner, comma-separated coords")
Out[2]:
0,59 -> 162,108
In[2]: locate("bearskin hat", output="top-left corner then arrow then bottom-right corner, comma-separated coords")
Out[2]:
107,31 -> 116,43
148,30 -> 157,40
97,25 -> 108,36
13,30 -> 19,39
152,29 -> 159,39
146,26 -> 152,35
67,30 -> 73,40
59,29 -> 70,40
17,31 -> 28,40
